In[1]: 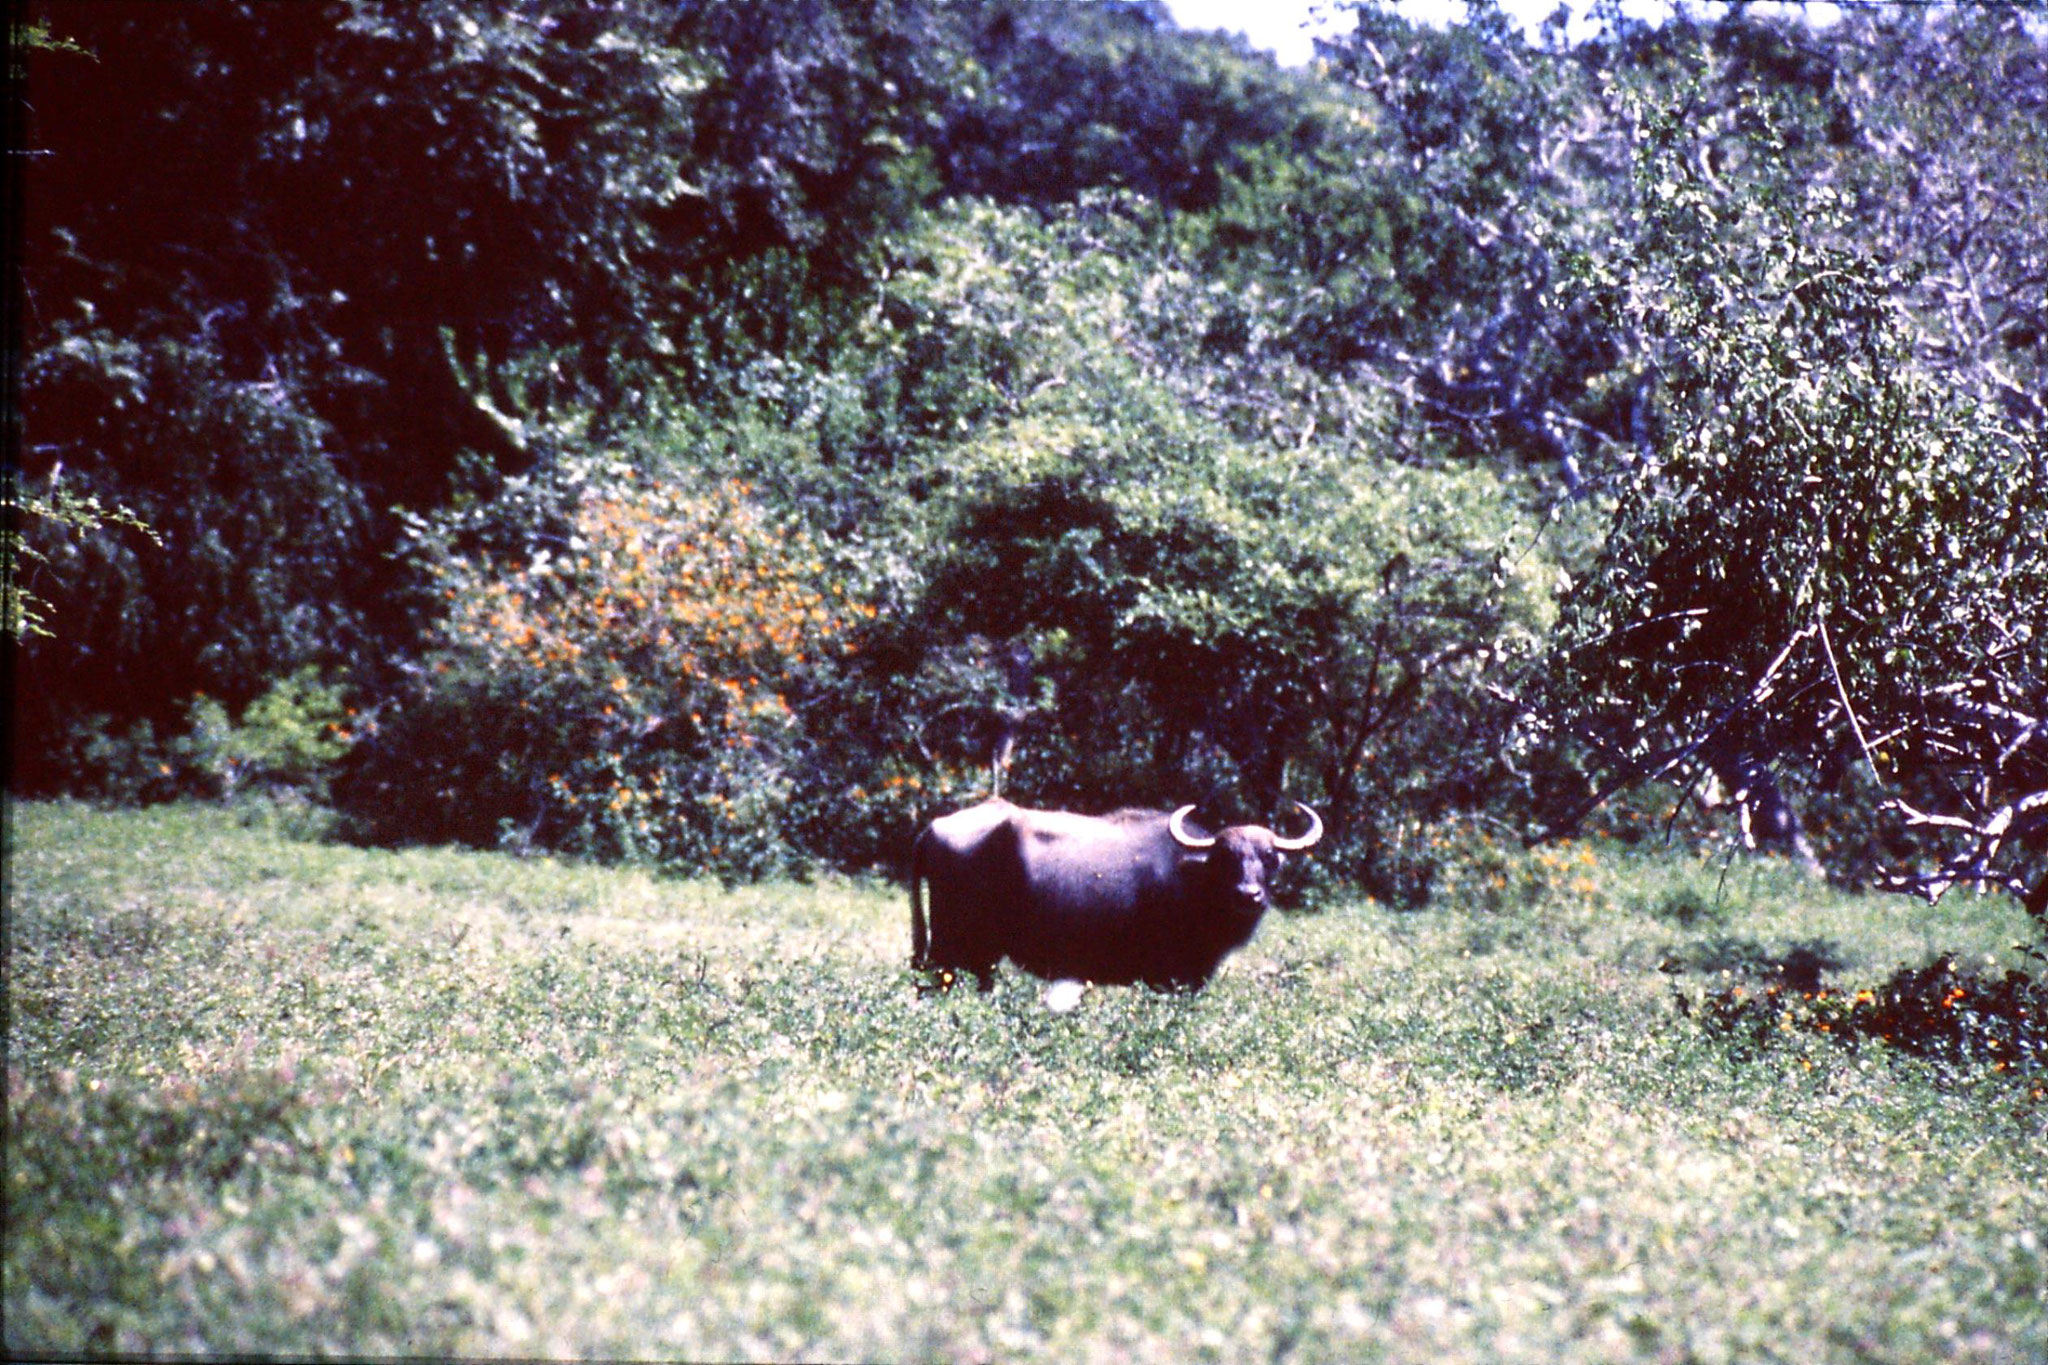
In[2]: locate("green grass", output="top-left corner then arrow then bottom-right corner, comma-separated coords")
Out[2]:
6,800 -> 2044,1362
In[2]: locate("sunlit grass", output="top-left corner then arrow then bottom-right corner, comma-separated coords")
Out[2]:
6,800 -> 2044,1361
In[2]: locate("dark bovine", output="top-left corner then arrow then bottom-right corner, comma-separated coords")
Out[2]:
909,799 -> 1322,991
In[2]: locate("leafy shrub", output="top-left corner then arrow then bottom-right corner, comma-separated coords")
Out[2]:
896,344 -> 1556,885
339,461 -> 857,879
38,668 -> 357,810
175,667 -> 357,801
41,714 -> 184,806
1689,955 -> 2048,1087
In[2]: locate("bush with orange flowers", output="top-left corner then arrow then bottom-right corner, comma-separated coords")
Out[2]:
336,462 -> 857,879
1688,953 -> 2046,1088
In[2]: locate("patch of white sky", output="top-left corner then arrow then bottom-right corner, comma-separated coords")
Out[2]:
1160,0 -> 1852,66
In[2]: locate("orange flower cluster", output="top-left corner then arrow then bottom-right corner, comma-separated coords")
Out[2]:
1693,962 -> 2044,1087
432,475 -> 861,871
447,480 -> 848,690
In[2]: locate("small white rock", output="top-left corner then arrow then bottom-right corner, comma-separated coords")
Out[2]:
1043,979 -> 1087,1013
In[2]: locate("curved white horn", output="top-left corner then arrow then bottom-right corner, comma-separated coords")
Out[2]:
1271,801 -> 1324,852
1168,805 -> 1216,849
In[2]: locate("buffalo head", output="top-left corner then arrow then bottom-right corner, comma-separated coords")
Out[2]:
1167,802 -> 1324,914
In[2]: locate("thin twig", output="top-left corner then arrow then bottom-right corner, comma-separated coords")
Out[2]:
1817,609 -> 1881,785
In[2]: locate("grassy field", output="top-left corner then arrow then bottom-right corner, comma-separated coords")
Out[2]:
6,800 -> 2044,1362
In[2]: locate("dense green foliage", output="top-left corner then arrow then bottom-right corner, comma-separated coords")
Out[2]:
1542,83 -> 2048,898
7,803 -> 2044,1358
11,1 -> 2046,904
